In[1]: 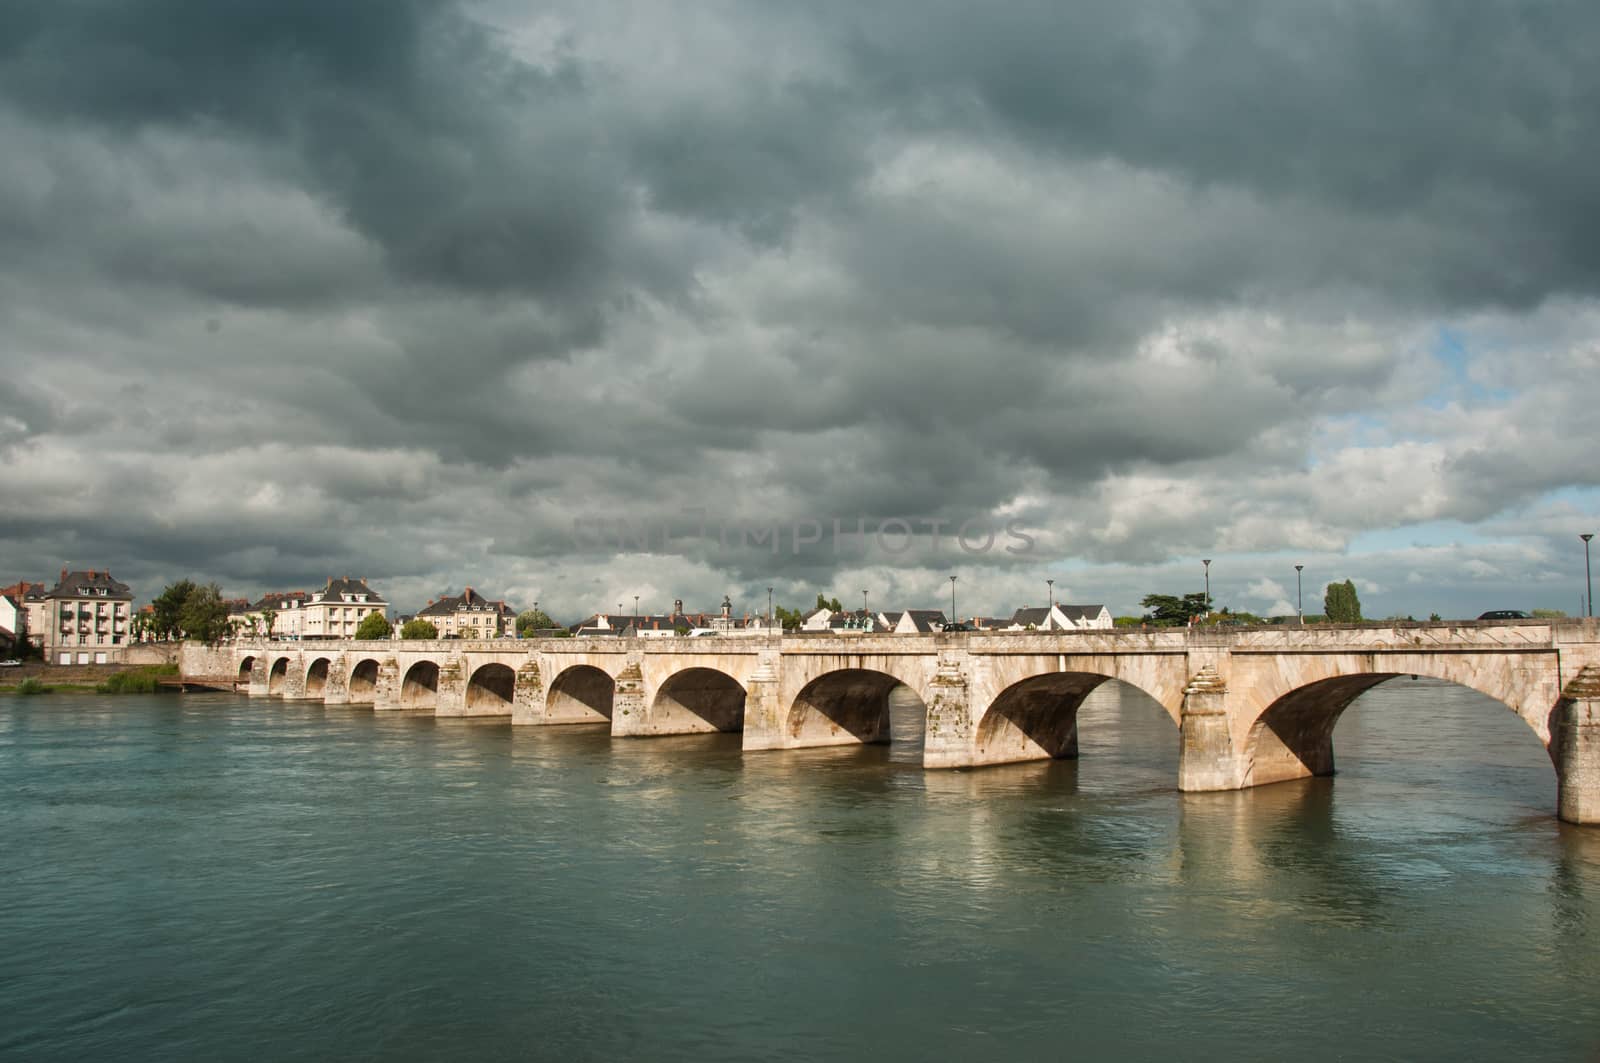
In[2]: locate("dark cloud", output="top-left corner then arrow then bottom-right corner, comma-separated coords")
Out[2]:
0,0 -> 1597,618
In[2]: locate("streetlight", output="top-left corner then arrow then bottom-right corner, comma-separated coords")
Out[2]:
1294,565 -> 1303,623
949,575 -> 958,623
1047,578 -> 1055,609
1202,559 -> 1212,617
862,589 -> 868,617
1583,534 -> 1594,618
633,595 -> 640,619
767,587 -> 773,623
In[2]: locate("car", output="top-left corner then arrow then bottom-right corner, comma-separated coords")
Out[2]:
941,622 -> 974,632
1477,610 -> 1531,620
0,658 -> 21,667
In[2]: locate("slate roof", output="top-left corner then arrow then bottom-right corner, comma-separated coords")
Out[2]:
248,591 -> 312,612
47,570 -> 133,600
318,577 -> 386,604
903,609 -> 947,632
0,582 -> 45,602
1010,607 -> 1052,628
417,587 -> 510,618
1059,605 -> 1107,620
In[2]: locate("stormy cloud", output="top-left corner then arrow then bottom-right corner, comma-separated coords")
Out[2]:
1,0 -> 1596,621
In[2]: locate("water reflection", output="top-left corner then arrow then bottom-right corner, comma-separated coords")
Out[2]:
1,679 -> 1597,1062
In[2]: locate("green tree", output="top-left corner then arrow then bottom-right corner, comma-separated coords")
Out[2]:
1324,579 -> 1363,622
401,618 -> 439,640
1140,592 -> 1211,626
355,612 -> 393,640
812,594 -> 844,613
516,609 -> 557,637
151,579 -> 197,640
178,582 -> 231,644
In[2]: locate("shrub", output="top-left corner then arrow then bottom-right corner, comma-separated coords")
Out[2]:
17,678 -> 48,695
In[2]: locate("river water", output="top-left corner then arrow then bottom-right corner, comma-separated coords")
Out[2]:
2,680 -> 1598,1061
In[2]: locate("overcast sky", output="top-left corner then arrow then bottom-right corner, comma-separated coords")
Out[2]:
1,1 -> 1597,621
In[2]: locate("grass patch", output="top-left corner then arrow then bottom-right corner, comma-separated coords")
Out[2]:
16,678 -> 48,695
96,665 -> 177,695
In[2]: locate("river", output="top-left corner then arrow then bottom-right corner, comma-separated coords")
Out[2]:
2,679 -> 1597,1061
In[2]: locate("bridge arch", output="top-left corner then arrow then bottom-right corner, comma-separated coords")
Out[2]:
467,662 -> 517,713
401,660 -> 440,710
268,657 -> 290,697
546,664 -> 614,724
305,657 -> 331,699
651,667 -> 746,732
347,658 -> 380,703
788,668 -> 926,746
238,655 -> 255,683
1239,665 -> 1554,790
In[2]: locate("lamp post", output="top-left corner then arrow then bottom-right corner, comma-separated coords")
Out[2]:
767,587 -> 773,623
862,589 -> 868,616
949,575 -> 958,624
1583,534 -> 1594,618
1294,565 -> 1303,623
1047,578 -> 1055,609
1202,559 -> 1212,617
633,595 -> 639,619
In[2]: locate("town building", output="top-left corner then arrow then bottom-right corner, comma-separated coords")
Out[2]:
0,582 -> 49,650
801,607 -> 882,632
415,587 -> 516,639
0,591 -> 22,654
877,609 -> 948,634
1005,604 -> 1113,630
43,569 -> 135,664
234,591 -> 313,639
301,578 -> 387,639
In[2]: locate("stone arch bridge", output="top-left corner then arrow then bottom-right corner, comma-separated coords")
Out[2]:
184,621 -> 1600,824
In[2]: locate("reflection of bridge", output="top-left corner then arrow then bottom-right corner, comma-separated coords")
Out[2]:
186,621 -> 1600,824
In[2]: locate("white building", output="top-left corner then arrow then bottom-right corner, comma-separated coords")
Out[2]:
44,568 -> 134,664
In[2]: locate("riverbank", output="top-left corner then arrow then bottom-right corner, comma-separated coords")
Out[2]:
1,663 -> 178,695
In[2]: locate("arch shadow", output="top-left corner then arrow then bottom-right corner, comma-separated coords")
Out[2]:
652,667 -> 746,732
347,658 -> 380,704
1243,673 -> 1552,790
268,657 -> 289,697
238,656 -> 255,683
546,665 -> 614,724
305,657 -> 331,699
467,663 -> 516,714
401,661 -> 440,710
789,669 -> 923,746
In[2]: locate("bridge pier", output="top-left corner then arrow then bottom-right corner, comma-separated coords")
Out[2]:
922,652 -> 977,768
283,661 -> 308,701
511,660 -> 544,724
432,657 -> 469,717
741,652 -> 785,748
1557,667 -> 1600,824
609,659 -> 650,735
323,654 -> 351,705
247,656 -> 268,698
372,657 -> 402,711
1177,666 -> 1248,791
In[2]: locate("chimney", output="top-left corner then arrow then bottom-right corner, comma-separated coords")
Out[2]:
88,569 -> 96,579
61,568 -> 68,583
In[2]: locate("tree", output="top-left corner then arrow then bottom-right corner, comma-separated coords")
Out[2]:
1140,592 -> 1211,626
401,618 -> 439,640
178,582 -> 231,644
516,609 -> 557,637
811,594 -> 844,613
151,579 -> 197,641
1324,580 -> 1363,623
355,612 -> 393,640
